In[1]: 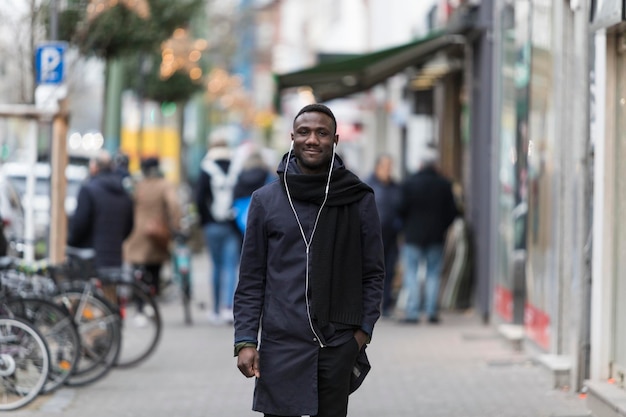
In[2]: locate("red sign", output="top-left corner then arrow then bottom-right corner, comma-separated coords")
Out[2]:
524,303 -> 550,350
494,284 -> 513,322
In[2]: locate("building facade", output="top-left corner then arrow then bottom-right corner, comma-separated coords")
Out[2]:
587,1 -> 626,415
492,0 -> 592,394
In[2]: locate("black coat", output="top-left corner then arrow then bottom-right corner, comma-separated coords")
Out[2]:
67,170 -> 134,268
366,174 -> 402,242
233,166 -> 270,200
234,156 -> 384,416
398,167 -> 458,247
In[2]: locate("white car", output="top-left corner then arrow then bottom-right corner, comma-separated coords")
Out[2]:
1,162 -> 89,240
0,172 -> 25,255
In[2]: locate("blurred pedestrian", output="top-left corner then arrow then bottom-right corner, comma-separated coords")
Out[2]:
366,154 -> 402,317
232,150 -> 273,235
397,148 -> 459,324
123,157 -> 182,296
68,149 -> 134,269
195,136 -> 241,324
113,151 -> 134,195
234,103 -> 385,417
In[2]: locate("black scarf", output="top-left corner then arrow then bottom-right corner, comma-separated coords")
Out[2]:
279,157 -> 373,328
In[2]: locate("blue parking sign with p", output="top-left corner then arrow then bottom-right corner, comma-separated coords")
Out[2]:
36,42 -> 67,85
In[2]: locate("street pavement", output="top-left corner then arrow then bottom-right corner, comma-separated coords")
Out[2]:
12,251 -> 591,417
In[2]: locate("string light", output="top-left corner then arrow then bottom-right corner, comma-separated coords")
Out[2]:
87,0 -> 150,21
160,28 -> 208,81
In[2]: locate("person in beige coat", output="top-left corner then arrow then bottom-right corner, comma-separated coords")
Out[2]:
123,157 -> 182,296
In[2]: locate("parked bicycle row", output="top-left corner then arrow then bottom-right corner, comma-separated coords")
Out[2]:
0,247 -> 165,411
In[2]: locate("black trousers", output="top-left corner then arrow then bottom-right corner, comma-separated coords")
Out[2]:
264,337 -> 360,417
138,263 -> 162,296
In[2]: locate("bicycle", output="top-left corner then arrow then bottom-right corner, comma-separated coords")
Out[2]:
63,247 -> 162,369
51,283 -> 121,386
0,315 -> 50,411
171,232 -> 193,325
0,258 -> 81,393
0,296 -> 80,394
96,266 -> 162,368
2,254 -> 122,387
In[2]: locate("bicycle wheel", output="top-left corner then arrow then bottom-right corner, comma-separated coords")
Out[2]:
3,298 -> 80,394
100,281 -> 162,368
53,285 -> 122,387
0,316 -> 50,411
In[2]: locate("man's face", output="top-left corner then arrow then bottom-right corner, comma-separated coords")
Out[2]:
291,111 -> 338,175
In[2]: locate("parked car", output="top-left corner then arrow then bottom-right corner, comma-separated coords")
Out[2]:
0,162 -> 89,242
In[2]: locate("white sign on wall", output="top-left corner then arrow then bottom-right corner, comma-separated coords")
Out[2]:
406,115 -> 436,174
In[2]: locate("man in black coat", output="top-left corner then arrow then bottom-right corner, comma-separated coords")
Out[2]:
234,104 -> 385,417
68,149 -> 134,269
397,148 -> 458,324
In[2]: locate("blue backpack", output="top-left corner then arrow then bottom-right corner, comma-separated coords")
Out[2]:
232,173 -> 274,234
232,196 -> 251,234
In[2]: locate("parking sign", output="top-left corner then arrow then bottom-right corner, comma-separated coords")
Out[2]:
35,42 -> 67,85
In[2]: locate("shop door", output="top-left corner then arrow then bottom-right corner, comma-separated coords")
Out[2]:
612,35 -> 626,385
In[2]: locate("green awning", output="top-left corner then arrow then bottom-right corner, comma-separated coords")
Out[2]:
275,32 -> 465,102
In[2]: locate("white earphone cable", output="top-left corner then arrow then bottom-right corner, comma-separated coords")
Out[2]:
283,141 -> 336,348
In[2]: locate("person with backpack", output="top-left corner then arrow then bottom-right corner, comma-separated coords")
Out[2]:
195,137 -> 241,325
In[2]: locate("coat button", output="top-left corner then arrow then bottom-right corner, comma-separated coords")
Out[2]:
313,338 -> 317,342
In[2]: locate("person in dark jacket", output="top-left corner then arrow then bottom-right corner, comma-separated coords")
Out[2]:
232,150 -> 273,235
397,148 -> 459,324
366,154 -> 402,317
234,104 -> 385,417
68,149 -> 134,269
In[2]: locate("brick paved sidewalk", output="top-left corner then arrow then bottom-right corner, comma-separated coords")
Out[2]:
351,311 -> 591,417
11,252 -> 591,417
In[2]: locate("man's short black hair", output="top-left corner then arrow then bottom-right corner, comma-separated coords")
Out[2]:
294,103 -> 337,134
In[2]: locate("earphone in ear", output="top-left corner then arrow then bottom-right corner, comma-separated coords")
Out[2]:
290,141 -> 294,150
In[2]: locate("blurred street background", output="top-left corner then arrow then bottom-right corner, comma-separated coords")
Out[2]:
0,0 -> 625,416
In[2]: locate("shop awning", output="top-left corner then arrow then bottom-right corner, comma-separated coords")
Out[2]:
275,32 -> 465,102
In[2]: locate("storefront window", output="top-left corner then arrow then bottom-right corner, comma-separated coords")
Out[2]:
494,3 -> 517,322
525,0 -> 554,350
494,0 -> 530,324
612,40 -> 626,381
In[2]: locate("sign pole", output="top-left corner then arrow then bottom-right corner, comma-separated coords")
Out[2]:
49,99 -> 68,264
35,41 -> 67,261
23,121 -> 38,262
